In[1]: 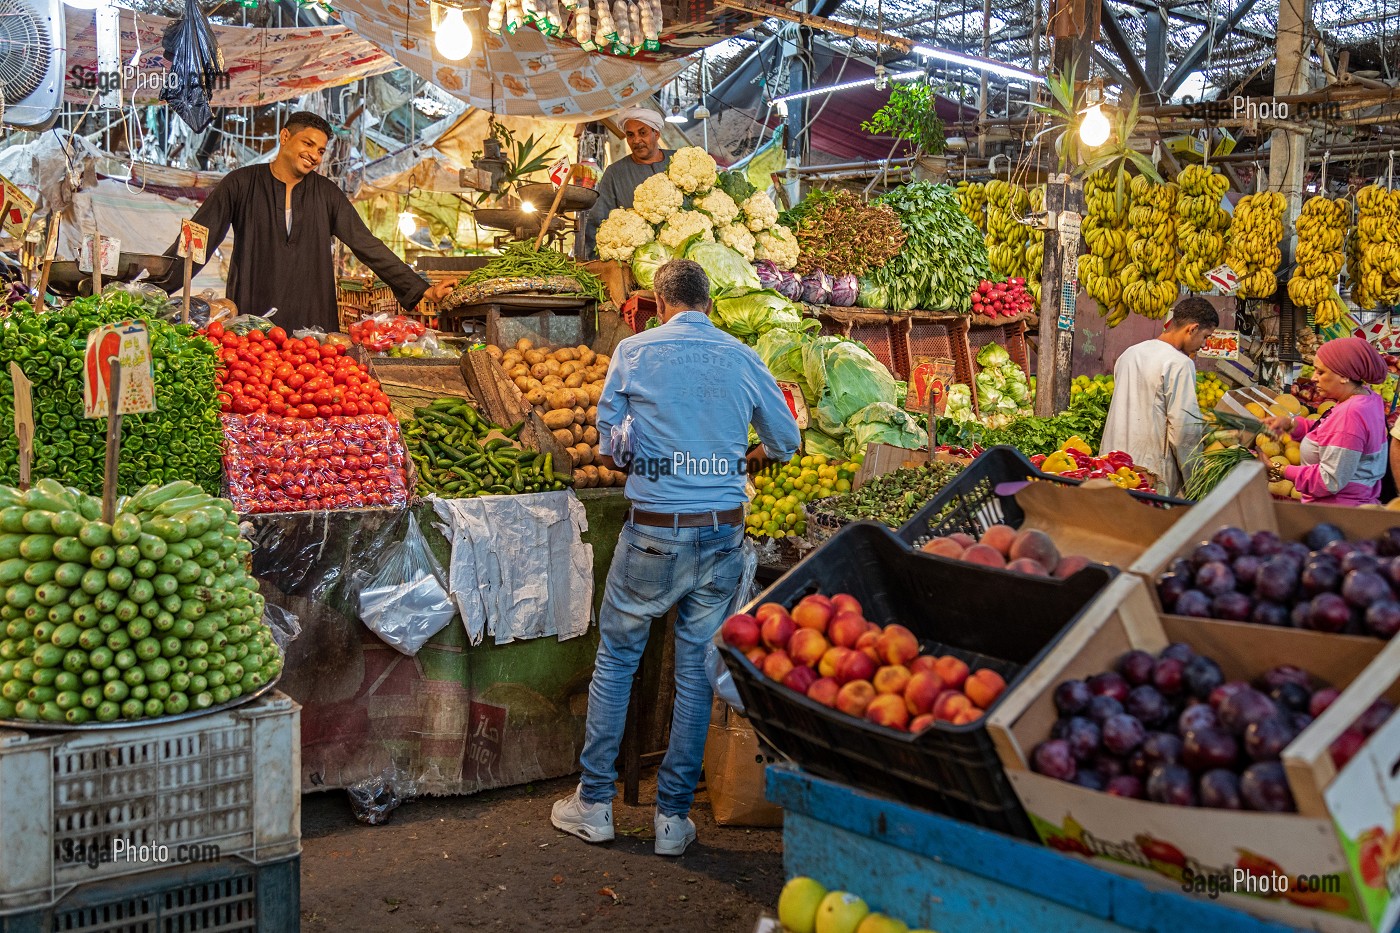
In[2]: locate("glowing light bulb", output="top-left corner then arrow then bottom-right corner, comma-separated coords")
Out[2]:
435,7 -> 473,61
520,201 -> 536,213
1079,103 -> 1111,147
398,211 -> 418,238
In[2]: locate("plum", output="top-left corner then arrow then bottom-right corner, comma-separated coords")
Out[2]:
1199,769 -> 1244,810
1385,558 -> 1400,593
1156,574 -> 1190,612
1160,643 -> 1197,664
1342,552 -> 1382,576
1244,715 -> 1300,761
1211,592 -> 1253,622
1088,695 -> 1125,724
1357,698 -> 1397,736
1282,542 -> 1313,563
1309,687 -> 1341,718
1106,775 -> 1145,799
1179,703 -> 1220,735
1126,685 -> 1170,725
1323,539 -> 1358,563
1140,731 -> 1184,768
1072,769 -> 1106,791
1191,542 -> 1230,569
1260,664 -> 1311,691
1251,531 -> 1284,557
1183,656 -> 1226,700
1152,658 -> 1186,696
1301,556 -> 1341,596
1240,762 -> 1296,812
1330,729 -> 1367,768
1219,688 -> 1280,735
1173,590 -> 1213,618
1102,713 -> 1147,755
1053,679 -> 1093,716
1088,672 -> 1130,702
1364,600 -> 1400,639
1196,561 -> 1236,597
1375,527 -> 1400,557
1254,556 -> 1301,603
1232,554 -> 1263,591
1169,558 -> 1194,579
1065,717 -> 1102,762
1291,602 -> 1314,629
1268,682 -> 1312,713
1147,763 -> 1198,807
1307,593 -> 1351,633
1305,523 -> 1347,551
1357,540 -> 1380,557
1117,650 -> 1157,686
1182,727 -> 1240,772
1209,681 -> 1250,709
1250,601 -> 1291,627
1211,526 -> 1253,558
1033,740 -> 1077,781
1342,569 -> 1393,609
1093,753 -> 1128,779
1292,712 -> 1315,733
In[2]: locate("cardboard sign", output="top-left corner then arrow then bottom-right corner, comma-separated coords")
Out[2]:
78,234 -> 120,276
83,321 -> 156,418
1206,263 -> 1240,295
177,220 -> 208,264
547,156 -> 571,187
906,357 -> 956,414
776,381 -> 810,429
0,174 -> 34,238
1198,329 -> 1240,360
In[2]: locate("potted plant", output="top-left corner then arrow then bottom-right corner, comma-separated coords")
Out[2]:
861,79 -> 949,180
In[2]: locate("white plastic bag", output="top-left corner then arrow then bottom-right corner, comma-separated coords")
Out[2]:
358,513 -> 457,655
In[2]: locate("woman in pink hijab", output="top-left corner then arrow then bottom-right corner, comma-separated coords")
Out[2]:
1261,337 -> 1389,505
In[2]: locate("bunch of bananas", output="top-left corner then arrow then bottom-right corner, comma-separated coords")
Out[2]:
1348,185 -> 1400,309
1121,175 -> 1181,319
985,180 -> 1033,282
1176,165 -> 1231,292
1078,172 -> 1132,326
1287,196 -> 1350,325
1023,185 -> 1046,303
1223,190 -> 1286,298
955,180 -> 988,232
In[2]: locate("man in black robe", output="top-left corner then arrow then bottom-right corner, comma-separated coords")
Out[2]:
150,112 -> 455,334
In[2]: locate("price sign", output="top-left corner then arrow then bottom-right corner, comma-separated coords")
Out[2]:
0,174 -> 34,238
775,381 -> 810,429
178,219 -> 208,264
1206,264 -> 1240,295
1057,211 -> 1081,332
78,234 -> 120,276
906,358 -> 955,414
84,320 -> 156,418
1198,330 -> 1240,360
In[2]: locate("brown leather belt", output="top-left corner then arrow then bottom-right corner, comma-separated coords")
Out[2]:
629,507 -> 744,528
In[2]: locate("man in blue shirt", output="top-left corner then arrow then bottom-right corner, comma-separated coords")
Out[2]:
552,259 -> 800,856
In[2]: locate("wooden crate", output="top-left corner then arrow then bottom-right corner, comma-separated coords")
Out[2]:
968,318 -> 1030,376
365,358 -> 475,424
905,312 -> 975,388
459,349 -> 571,470
816,308 -> 911,379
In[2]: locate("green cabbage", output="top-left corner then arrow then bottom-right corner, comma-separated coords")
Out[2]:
976,343 -> 1011,368
802,428 -> 845,460
685,240 -> 760,295
857,277 -> 890,310
631,241 -> 672,289
842,403 -> 928,458
711,289 -> 812,343
754,327 -> 808,386
946,383 -> 975,422
802,337 -> 897,437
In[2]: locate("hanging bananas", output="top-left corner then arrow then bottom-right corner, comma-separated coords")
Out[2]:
1176,164 -> 1231,292
1121,175 -> 1181,319
1078,171 -> 1132,327
1287,196 -> 1350,326
1348,185 -> 1400,310
1024,185 -> 1046,303
1224,191 -> 1286,298
985,180 -> 1031,280
955,181 -> 988,232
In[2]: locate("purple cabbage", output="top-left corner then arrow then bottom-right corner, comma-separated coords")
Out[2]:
830,273 -> 859,307
754,259 -> 784,291
776,270 -> 804,301
801,270 -> 833,305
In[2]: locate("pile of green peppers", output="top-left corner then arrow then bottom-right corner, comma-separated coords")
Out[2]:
0,293 -> 222,496
403,398 -> 571,498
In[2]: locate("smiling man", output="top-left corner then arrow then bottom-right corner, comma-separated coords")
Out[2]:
579,106 -> 672,260
151,111 -> 454,333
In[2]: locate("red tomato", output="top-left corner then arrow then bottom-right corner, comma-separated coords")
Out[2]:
297,404 -> 317,419
287,374 -> 306,389
267,327 -> 287,345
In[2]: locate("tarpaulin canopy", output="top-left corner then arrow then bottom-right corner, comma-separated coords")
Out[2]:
63,8 -> 398,106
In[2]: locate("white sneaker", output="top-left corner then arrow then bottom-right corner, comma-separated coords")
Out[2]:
551,786 -> 614,843
654,811 -> 696,856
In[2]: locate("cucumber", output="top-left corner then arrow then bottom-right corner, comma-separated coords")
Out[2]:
53,563 -> 85,588
95,700 -> 119,722
0,488 -> 19,509
127,580 -> 155,604
136,534 -> 168,561
183,510 -> 213,538
126,618 -> 151,640
88,646 -> 113,669
80,568 -> 108,594
0,534 -> 25,561
0,558 -> 27,585
80,686 -> 102,709
23,561 -> 58,586
89,546 -> 116,570
64,705 -> 90,724
78,628 -> 105,652
111,513 -> 142,546
32,644 -> 64,669
163,693 -> 188,716
50,512 -> 84,537
5,583 -> 35,609
0,507 -> 27,534
135,638 -> 161,662
51,623 -> 80,649
34,583 -> 70,608
76,497 -> 101,522
19,535 -> 56,561
134,559 -> 157,580
78,522 -> 113,548
46,604 -> 73,626
52,538 -> 92,564
115,545 -> 140,569
20,511 -> 54,534
119,698 -> 143,719
149,517 -> 187,543
54,671 -> 79,692
24,480 -> 77,513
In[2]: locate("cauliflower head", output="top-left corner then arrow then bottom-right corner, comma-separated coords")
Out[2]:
632,173 -> 684,224
595,208 -> 655,262
694,188 -> 740,228
753,224 -> 798,270
740,192 -> 780,232
656,209 -> 715,251
718,222 -> 756,261
667,147 -> 718,195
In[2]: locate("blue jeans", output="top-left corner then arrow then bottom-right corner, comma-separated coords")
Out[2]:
578,519 -> 745,816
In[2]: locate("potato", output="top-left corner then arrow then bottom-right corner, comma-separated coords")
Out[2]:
513,375 -> 532,392
559,372 -> 581,390
485,345 -> 504,360
583,464 -> 600,482
525,387 -> 548,406
555,347 -> 577,362
572,468 -> 592,489
543,376 -> 564,389
595,354 -> 611,368
552,429 -> 574,448
525,363 -> 545,380
544,359 -> 561,375
508,364 -> 529,378
559,360 -> 581,377
547,391 -> 574,411
586,383 -> 603,405
571,423 -> 585,443
572,406 -> 587,424
583,426 -> 599,446
586,405 -> 598,423
579,348 -> 596,366
515,337 -> 533,351
543,409 -> 576,430
524,349 -> 545,365
596,465 -> 613,486
572,444 -> 594,466
572,389 -> 591,408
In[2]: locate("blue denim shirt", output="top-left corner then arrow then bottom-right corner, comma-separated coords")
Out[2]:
596,310 -> 801,512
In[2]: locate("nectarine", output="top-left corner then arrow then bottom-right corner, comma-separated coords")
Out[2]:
835,648 -> 878,685
784,665 -> 818,694
1006,557 -> 1049,577
948,532 -> 976,548
962,543 -> 1007,568
873,664 -> 912,695
910,713 -> 936,733
807,676 -> 841,708
921,538 -> 965,559
933,655 -> 970,691
788,628 -> 831,667
755,602 -> 790,624
792,595 -> 834,632
876,624 -> 920,667
964,669 -> 1007,709
1009,528 -> 1060,573
981,524 -> 1018,557
763,650 -> 795,682
720,614 -> 761,651
836,680 -> 876,718
952,707 -> 984,725
745,647 -> 768,667
865,693 -> 910,730
904,670 -> 945,715
933,690 -> 972,721
828,612 -> 868,649
819,646 -> 851,679
761,613 -> 797,651
909,655 -> 940,675
831,593 -> 862,617
1054,554 -> 1092,579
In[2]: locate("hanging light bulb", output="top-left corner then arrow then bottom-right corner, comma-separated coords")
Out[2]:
874,64 -> 889,91
398,211 -> 418,238
520,200 -> 537,213
666,105 -> 687,124
1079,103 -> 1111,148
435,6 -> 473,61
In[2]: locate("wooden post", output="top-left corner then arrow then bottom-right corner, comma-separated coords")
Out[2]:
36,215 -> 58,302
101,360 -> 122,525
181,250 -> 194,325
91,233 -> 104,298
534,166 -> 577,251
1269,0 -> 1310,261
10,363 -> 32,491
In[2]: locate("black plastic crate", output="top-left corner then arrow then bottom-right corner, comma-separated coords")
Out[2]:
719,521 -> 1114,839
0,856 -> 299,933
896,446 -> 1189,547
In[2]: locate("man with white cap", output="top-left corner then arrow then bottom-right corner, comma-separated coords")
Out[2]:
579,106 -> 671,260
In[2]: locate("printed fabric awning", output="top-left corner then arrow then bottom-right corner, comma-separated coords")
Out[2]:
63,8 -> 399,106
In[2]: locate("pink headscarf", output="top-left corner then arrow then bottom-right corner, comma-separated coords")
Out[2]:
1316,337 -> 1387,386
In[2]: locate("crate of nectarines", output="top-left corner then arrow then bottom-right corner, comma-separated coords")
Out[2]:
716,520 -> 1115,840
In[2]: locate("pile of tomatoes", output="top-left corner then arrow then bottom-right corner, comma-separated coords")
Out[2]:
347,314 -> 426,352
204,322 -> 393,419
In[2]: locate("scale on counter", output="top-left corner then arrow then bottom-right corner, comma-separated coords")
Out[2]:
472,183 -> 598,250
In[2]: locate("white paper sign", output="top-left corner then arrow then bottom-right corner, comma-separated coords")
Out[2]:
78,234 -> 120,276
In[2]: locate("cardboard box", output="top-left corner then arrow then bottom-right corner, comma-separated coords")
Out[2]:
987,575 -> 1395,932
1012,479 -> 1189,572
704,701 -> 782,827
1167,134 -> 1210,162
851,443 -> 971,490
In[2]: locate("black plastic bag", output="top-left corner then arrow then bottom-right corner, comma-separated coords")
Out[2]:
160,0 -> 225,132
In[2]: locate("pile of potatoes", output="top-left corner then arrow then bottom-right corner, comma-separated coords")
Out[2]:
487,339 -> 624,488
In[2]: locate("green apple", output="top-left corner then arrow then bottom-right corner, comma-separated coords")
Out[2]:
778,877 -> 828,933
815,891 -> 869,933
